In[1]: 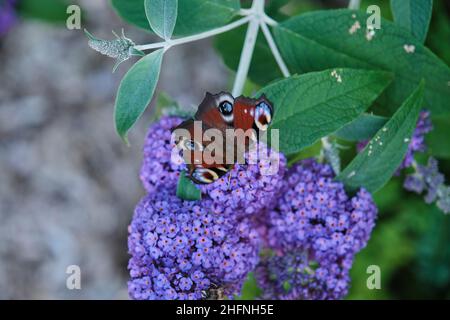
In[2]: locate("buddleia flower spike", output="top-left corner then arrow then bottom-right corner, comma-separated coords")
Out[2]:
84,29 -> 145,72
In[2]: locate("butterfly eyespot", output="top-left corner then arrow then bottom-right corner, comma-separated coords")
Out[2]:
215,93 -> 235,124
191,167 -> 219,184
219,101 -> 233,115
255,101 -> 273,131
183,139 -> 204,152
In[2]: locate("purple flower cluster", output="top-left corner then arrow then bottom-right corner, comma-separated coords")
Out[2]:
131,116 -> 287,299
128,190 -> 261,300
132,116 -> 380,300
201,143 -> 286,218
0,0 -> 17,37
357,110 -> 433,171
404,157 -> 450,214
256,159 -> 377,299
255,251 -> 350,300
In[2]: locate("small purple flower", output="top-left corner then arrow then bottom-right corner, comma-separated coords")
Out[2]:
127,190 -> 261,300
357,110 -> 433,171
404,157 -> 450,214
256,159 -> 378,299
0,0 -> 17,37
140,116 -> 185,193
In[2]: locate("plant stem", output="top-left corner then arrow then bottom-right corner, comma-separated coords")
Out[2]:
260,22 -> 290,78
134,16 -> 252,51
232,0 -> 265,96
348,0 -> 361,10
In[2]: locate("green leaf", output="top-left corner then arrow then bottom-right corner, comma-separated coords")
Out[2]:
214,25 -> 283,86
334,113 -> 388,141
257,68 -> 393,155
144,0 -> 178,40
111,0 -> 240,36
234,272 -> 262,300
426,115 -> 450,159
115,49 -> 164,143
286,141 -> 322,167
17,0 -> 69,23
176,171 -> 201,201
273,9 -> 450,115
266,0 -> 289,13
391,0 -> 433,43
337,81 -> 425,193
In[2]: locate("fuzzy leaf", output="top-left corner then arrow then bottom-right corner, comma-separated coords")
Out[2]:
335,113 -> 388,141
391,0 -> 433,43
337,81 -> 425,193
115,49 -> 164,143
273,9 -> 450,115
144,0 -> 178,40
257,68 -> 393,155
111,0 -> 240,36
176,171 -> 201,201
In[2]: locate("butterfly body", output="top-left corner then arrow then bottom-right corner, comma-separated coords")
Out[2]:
173,92 -> 273,184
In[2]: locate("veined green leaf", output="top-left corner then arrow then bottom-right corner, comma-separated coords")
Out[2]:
176,171 -> 201,201
273,9 -> 450,115
111,0 -> 240,36
144,0 -> 178,40
337,81 -> 425,193
391,0 -> 433,43
335,113 -> 389,141
257,68 -> 392,155
115,49 -> 164,143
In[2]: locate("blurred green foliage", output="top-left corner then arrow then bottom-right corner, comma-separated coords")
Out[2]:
17,0 -> 70,23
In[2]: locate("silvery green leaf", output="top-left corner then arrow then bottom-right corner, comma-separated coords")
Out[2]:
144,0 -> 178,40
115,49 -> 164,143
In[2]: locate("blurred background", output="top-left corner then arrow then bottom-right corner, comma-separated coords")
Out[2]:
0,0 -> 449,299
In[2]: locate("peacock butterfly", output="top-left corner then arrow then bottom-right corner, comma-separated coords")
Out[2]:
172,92 -> 273,184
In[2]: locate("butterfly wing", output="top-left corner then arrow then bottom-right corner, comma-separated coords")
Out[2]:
194,92 -> 235,131
233,96 -> 257,131
172,118 -> 230,184
233,94 -> 273,132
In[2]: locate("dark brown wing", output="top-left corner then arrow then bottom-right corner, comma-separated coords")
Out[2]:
172,118 -> 230,184
194,92 -> 235,131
